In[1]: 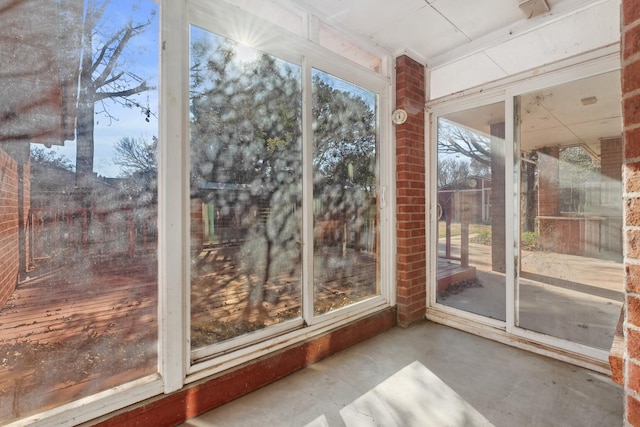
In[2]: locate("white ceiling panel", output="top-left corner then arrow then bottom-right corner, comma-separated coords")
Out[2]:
429,0 -> 524,40
568,119 -> 623,145
295,0 -> 427,39
485,1 -> 619,76
371,6 -> 470,60
521,126 -> 579,149
519,70 -> 622,152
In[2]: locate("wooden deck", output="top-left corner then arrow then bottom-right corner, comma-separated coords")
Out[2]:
437,259 -> 477,293
190,245 -> 378,347
0,254 -> 157,424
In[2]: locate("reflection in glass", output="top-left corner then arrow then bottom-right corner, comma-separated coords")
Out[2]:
312,69 -> 379,315
189,27 -> 303,349
0,0 -> 159,423
436,102 -> 506,321
516,71 -> 623,350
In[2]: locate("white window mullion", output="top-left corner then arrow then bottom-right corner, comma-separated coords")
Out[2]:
301,56 -> 315,324
505,94 -> 516,333
159,0 -> 188,393
379,84 -> 395,306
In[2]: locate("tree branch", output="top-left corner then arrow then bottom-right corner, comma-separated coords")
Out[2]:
91,26 -> 127,75
94,81 -> 149,101
100,71 -> 125,87
93,24 -> 133,87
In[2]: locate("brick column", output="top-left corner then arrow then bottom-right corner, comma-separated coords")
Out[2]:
395,55 -> 426,326
490,122 -> 506,273
602,137 -> 623,181
623,0 -> 640,424
601,138 -> 623,254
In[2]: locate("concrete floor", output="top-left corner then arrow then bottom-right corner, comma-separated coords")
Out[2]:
181,322 -> 623,427
438,239 -> 623,350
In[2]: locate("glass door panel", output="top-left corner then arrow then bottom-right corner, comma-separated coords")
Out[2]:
311,69 -> 379,315
189,26 -> 303,349
516,71 -> 623,350
436,102 -> 506,321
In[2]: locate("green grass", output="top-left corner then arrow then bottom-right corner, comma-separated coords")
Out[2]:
438,222 -> 490,238
521,231 -> 539,250
438,222 -> 539,250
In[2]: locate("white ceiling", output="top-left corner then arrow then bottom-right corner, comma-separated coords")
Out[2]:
291,0 -> 569,64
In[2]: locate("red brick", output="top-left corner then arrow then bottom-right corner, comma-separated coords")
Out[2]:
624,93 -> 640,129
394,54 -> 428,327
625,25 -> 640,61
624,60 -> 640,95
629,328 -> 640,360
628,265 -> 640,294
629,361 -> 640,394
627,163 -> 640,192
623,0 -> 640,27
630,395 -> 640,427
630,229 -> 640,259
626,128 -> 640,159
630,295 -> 640,327
628,198 -> 640,226
0,148 -> 21,309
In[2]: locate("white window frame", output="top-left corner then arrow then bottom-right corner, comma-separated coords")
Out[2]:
176,0 -> 396,385
425,48 -> 621,373
9,0 -> 394,425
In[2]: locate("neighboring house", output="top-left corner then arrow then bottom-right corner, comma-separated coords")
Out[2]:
438,176 -> 492,224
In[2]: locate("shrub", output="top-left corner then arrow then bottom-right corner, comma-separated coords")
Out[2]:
470,229 -> 492,245
521,231 -> 539,250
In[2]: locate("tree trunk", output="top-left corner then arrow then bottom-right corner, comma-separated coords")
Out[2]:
76,13 -> 95,185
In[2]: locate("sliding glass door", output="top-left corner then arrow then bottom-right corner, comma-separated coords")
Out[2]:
187,16 -> 387,360
515,71 -> 623,350
435,102 -> 506,321
431,68 -> 623,359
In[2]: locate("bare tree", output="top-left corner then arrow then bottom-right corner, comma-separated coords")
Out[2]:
113,135 -> 157,176
76,0 -> 155,181
438,157 -> 470,187
30,147 -> 74,171
438,118 -> 491,167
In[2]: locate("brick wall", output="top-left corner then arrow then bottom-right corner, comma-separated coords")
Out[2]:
395,55 -> 426,327
602,137 -> 623,181
623,0 -> 640,424
0,147 -> 20,308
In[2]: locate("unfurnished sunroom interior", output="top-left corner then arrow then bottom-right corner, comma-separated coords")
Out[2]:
0,0 -> 639,425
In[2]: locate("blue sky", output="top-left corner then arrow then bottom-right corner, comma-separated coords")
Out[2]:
36,0 -> 159,178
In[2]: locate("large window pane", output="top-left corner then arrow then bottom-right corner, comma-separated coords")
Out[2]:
516,71 -> 623,350
0,0 -> 159,422
189,27 -> 302,349
311,70 -> 379,315
435,102 -> 506,321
